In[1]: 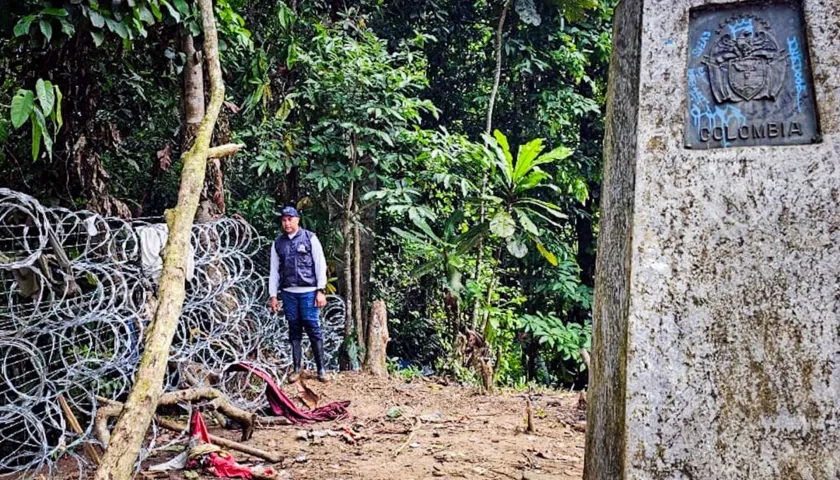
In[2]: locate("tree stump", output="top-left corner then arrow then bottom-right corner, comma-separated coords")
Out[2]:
363,300 -> 389,376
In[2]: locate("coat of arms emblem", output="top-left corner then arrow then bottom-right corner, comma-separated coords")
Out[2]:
704,16 -> 787,103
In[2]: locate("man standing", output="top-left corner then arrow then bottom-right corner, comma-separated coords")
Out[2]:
269,206 -> 329,382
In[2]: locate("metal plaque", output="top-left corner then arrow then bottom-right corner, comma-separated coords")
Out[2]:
685,0 -> 820,149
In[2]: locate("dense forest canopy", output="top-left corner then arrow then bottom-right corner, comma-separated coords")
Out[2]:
0,0 -> 616,389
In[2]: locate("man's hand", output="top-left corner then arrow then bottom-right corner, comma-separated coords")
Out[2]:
270,296 -> 279,313
315,291 -> 327,308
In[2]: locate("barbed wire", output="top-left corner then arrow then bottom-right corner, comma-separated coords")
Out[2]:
0,188 -> 346,478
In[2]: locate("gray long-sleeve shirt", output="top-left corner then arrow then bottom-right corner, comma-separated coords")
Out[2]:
269,230 -> 328,297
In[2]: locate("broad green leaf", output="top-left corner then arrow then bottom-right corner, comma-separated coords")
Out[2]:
492,130 -> 512,166
149,1 -> 163,20
515,208 -> 539,236
410,216 -> 441,243
105,18 -> 129,38
535,241 -> 558,267
515,169 -> 550,193
39,20 -> 53,42
58,18 -> 75,37
173,0 -> 190,16
513,138 -> 545,181
410,261 -> 440,279
488,132 -> 513,186
520,199 -> 568,219
88,10 -> 105,28
572,177 -> 589,204
32,109 -> 53,159
376,130 -> 394,147
11,90 -> 35,129
53,85 -> 63,129
489,211 -> 516,238
30,117 -> 42,161
286,43 -> 298,68
91,30 -> 105,47
160,0 -> 181,23
521,207 -> 563,229
14,16 -> 35,37
391,227 -> 426,245
275,97 -> 295,121
41,7 -> 69,17
277,7 -> 289,29
507,238 -> 528,258
36,80 -> 55,117
138,5 -> 155,24
533,145 -> 574,168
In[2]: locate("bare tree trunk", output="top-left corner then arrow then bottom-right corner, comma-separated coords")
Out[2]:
470,0 -> 512,329
182,30 -> 205,143
339,135 -> 358,370
485,0 -> 511,135
363,300 -> 389,376
181,27 -> 227,222
93,1 -> 227,478
353,200 -> 364,350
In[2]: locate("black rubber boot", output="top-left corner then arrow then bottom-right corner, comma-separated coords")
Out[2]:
312,339 -> 328,382
289,339 -> 302,382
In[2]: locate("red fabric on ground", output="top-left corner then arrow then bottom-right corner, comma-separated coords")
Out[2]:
205,452 -> 254,479
189,409 -> 211,443
227,362 -> 350,424
187,411 -> 274,479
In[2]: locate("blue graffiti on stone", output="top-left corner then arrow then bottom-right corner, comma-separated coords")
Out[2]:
695,66 -> 708,84
692,31 -> 711,57
727,18 -> 754,37
787,36 -> 806,113
688,68 -> 746,147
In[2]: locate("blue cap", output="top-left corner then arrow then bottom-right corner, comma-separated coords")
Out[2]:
280,206 -> 300,217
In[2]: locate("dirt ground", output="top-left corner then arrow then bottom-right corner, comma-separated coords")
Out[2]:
155,372 -> 587,480
48,372 -> 586,480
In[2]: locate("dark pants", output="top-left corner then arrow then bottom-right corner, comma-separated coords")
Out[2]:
280,290 -> 322,343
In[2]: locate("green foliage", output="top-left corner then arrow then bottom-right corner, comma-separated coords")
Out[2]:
8,79 -> 63,160
0,0 -> 613,390
386,358 -> 424,382
519,312 -> 591,365
480,130 -> 575,266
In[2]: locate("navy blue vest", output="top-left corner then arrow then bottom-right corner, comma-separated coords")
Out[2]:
274,229 -> 317,288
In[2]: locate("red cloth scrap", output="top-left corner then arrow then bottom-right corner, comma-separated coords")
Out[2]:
227,362 -> 350,424
188,410 -> 274,479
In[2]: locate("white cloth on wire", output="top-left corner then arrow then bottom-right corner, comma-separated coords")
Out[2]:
136,223 -> 195,283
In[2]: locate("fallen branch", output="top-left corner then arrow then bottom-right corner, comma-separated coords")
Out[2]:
58,395 -> 101,466
154,416 -> 283,464
207,143 -> 245,159
255,416 -> 293,428
157,388 -> 256,441
95,388 -> 256,444
94,397 -> 282,464
393,417 -> 421,457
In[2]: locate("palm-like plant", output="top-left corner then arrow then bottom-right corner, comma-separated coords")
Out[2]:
480,130 -> 573,265
391,210 -> 484,295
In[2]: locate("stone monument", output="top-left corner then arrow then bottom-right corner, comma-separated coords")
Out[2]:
585,0 -> 839,478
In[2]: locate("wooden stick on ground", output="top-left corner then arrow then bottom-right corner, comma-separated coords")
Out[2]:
526,397 -> 535,434
57,395 -> 102,466
393,417 -> 421,457
154,416 -> 283,464
93,395 -> 282,464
